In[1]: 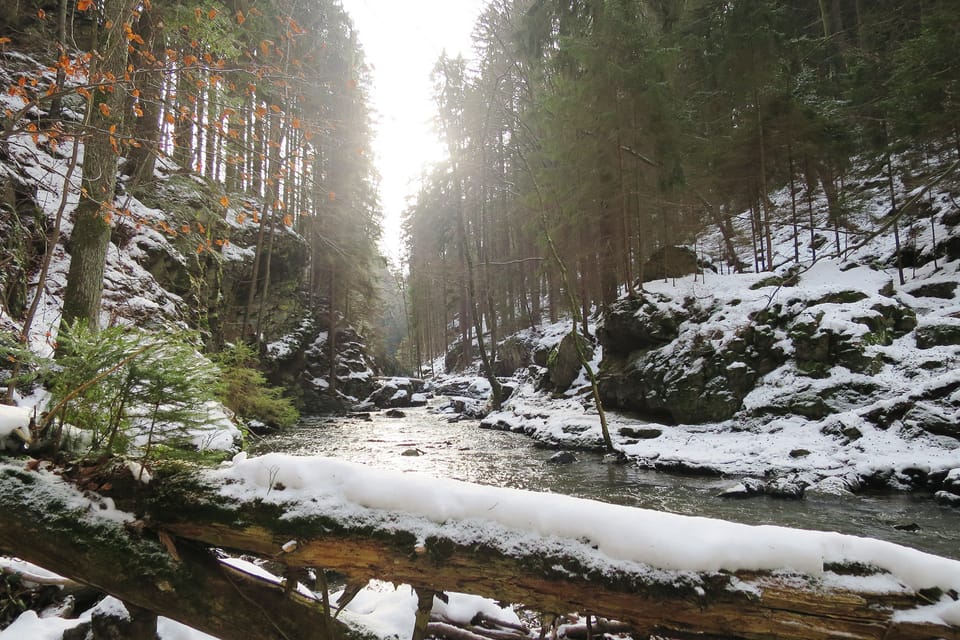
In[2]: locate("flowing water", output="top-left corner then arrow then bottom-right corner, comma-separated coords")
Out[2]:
250,404 -> 960,560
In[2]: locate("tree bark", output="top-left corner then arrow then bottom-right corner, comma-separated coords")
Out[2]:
122,4 -> 164,186
61,0 -> 138,328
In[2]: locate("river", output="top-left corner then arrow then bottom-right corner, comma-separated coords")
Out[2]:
250,404 -> 959,560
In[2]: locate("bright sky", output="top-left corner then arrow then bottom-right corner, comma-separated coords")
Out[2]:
339,0 -> 489,264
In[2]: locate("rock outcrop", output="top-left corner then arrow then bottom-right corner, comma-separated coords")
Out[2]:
597,265 -> 948,432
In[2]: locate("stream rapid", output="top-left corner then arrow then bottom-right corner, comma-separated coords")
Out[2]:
250,404 -> 960,560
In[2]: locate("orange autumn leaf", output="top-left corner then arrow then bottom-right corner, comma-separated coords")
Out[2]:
77,0 -> 93,9
164,113 -> 175,124
235,213 -> 246,224
37,9 -> 46,19
208,8 -> 218,20
0,37 -> 11,45
235,10 -> 245,24
219,196 -> 229,207
282,214 -> 293,226
181,225 -> 191,234
193,7 -> 202,21
98,102 -> 111,116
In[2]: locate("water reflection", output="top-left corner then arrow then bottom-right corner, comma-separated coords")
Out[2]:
250,406 -> 959,560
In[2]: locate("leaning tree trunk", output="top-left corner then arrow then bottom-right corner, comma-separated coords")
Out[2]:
61,0 -> 138,328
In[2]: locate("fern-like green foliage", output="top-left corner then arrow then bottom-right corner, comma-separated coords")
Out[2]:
213,342 -> 299,429
0,331 -> 47,396
48,321 -> 222,461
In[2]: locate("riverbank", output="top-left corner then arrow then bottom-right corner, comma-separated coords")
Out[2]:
422,259 -> 960,502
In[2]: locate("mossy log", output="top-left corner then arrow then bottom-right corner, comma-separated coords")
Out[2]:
1,460 -> 959,640
0,463 -> 347,640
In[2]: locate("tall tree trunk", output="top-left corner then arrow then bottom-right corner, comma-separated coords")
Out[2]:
788,144 -> 800,263
617,134 -> 635,296
328,276 -> 338,394
816,163 -> 843,257
122,5 -> 164,185
61,0 -> 137,329
49,0 -> 68,119
455,178 -> 503,409
172,55 -> 195,170
756,91 -> 774,271
883,122 -> 905,285
254,112 -> 284,337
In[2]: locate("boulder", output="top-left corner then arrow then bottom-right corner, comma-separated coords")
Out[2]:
363,377 -> 427,409
618,426 -> 662,440
599,320 -> 786,424
642,245 -> 699,281
599,295 -> 684,354
494,336 -> 534,377
915,323 -> 960,349
934,491 -> 960,507
546,451 -> 578,464
906,281 -> 957,299
717,477 -> 805,500
547,332 -> 592,392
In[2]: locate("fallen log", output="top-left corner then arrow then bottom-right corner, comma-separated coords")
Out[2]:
149,456 -> 960,640
0,461 -> 348,640
1,456 -> 959,640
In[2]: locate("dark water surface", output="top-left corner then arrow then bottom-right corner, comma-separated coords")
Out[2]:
250,405 -> 960,560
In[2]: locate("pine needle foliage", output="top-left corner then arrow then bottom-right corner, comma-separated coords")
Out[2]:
47,321 -> 220,460
213,342 -> 299,429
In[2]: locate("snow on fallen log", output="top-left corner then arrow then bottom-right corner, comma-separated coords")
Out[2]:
0,404 -> 34,449
2,453 -> 959,640
154,453 -> 960,639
